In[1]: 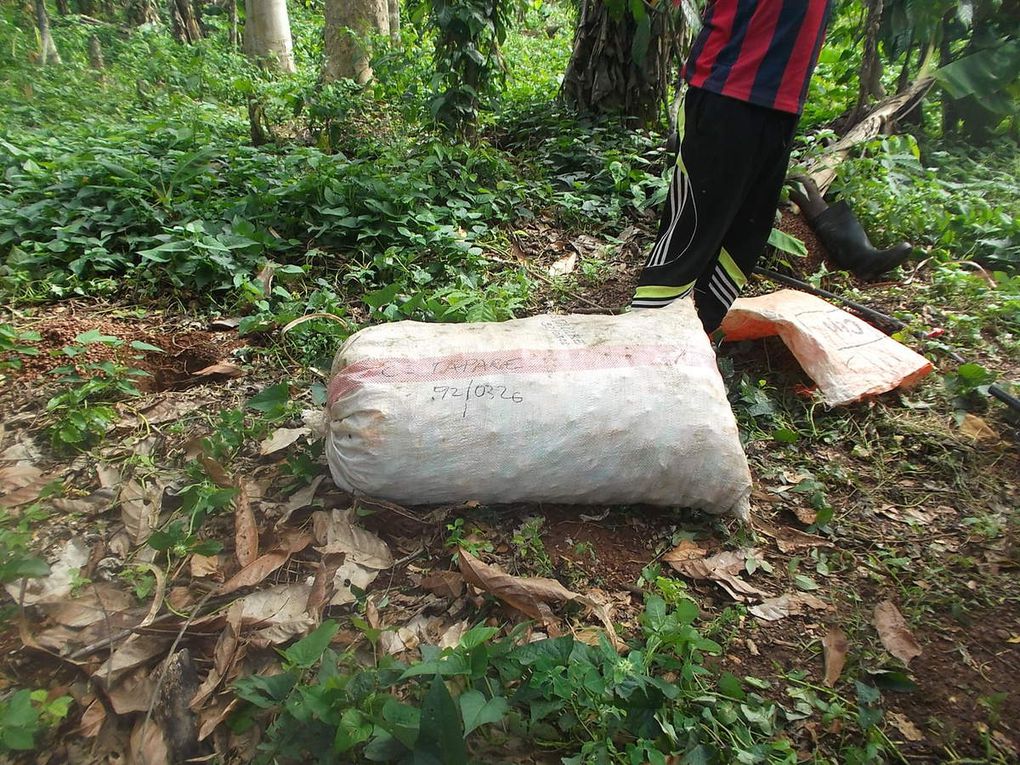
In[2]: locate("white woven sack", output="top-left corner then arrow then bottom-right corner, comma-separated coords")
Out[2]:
325,300 -> 751,519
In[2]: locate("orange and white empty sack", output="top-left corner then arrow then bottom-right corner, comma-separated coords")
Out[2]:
326,300 -> 751,520
721,289 -> 933,405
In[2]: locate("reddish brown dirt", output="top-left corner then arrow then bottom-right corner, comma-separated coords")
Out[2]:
777,208 -> 829,278
889,609 -> 1020,758
541,505 -> 667,587
4,308 -> 245,392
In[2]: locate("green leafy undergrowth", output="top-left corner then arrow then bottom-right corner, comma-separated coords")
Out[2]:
0,688 -> 73,754
44,330 -> 160,452
0,323 -> 41,370
0,506 -> 51,596
233,595 -> 893,764
833,135 -> 1020,271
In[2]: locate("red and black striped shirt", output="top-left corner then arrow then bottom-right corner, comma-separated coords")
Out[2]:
683,0 -> 833,115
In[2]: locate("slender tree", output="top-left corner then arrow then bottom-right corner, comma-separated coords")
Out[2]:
228,0 -> 239,48
169,0 -> 202,43
561,0 -> 674,126
55,0 -> 69,14
34,0 -> 62,65
88,34 -> 105,69
323,0 -> 389,83
244,0 -> 297,72
848,0 -> 885,125
127,0 -> 161,25
387,0 -> 400,45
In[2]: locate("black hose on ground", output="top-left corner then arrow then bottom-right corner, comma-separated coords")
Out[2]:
752,266 -> 1020,414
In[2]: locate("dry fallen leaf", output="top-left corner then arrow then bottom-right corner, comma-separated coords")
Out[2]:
79,699 -> 106,738
755,522 -> 834,553
257,261 -> 278,296
219,530 -> 312,596
233,482 -> 259,568
749,592 -> 830,621
97,463 -> 122,489
197,697 -> 240,743
121,478 -> 161,545
662,540 -> 706,565
310,509 -> 393,607
305,552 -> 345,616
959,413 -> 998,442
0,463 -> 48,508
198,455 -> 232,488
420,570 -> 465,599
190,553 -> 222,580
276,476 -> 325,526
107,666 -> 156,714
875,504 -> 936,526
236,583 -> 317,646
873,600 -> 922,665
209,316 -> 242,330
822,627 -> 849,687
459,547 -> 576,625
457,548 -> 625,650
193,362 -> 244,379
547,252 -> 577,277
190,603 -> 243,712
668,548 -> 771,603
4,538 -> 89,606
50,488 -> 115,515
128,717 -> 169,765
312,509 -> 393,569
43,583 -> 134,629
259,427 -> 310,456
792,505 -> 818,525
887,711 -> 923,742
95,635 -> 170,688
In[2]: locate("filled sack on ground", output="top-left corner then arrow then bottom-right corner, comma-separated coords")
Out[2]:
325,299 -> 751,519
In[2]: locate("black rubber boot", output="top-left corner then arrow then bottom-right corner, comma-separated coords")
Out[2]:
811,200 -> 912,280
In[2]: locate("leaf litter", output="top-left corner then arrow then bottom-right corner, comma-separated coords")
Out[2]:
457,548 -> 624,650
3,301 -> 1016,763
666,546 -> 772,603
873,599 -> 923,665
822,626 -> 849,686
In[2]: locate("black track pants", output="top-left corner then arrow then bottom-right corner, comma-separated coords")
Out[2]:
632,87 -> 799,332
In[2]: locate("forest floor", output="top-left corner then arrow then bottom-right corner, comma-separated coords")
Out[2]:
1,208 -> 1018,764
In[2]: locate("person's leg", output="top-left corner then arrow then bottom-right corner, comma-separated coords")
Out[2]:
631,89 -> 770,310
692,109 -> 799,331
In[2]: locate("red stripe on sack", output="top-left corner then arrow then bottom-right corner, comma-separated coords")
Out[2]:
774,0 -> 827,113
688,0 -> 740,90
327,344 -> 715,405
721,0 -> 783,102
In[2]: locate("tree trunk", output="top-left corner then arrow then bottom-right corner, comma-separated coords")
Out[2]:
848,0 -> 884,125
248,96 -> 270,145
561,0 -> 672,126
88,34 -> 105,68
34,0 -> 62,65
228,0 -> 239,48
55,0 -> 69,15
806,76 -> 934,193
323,0 -> 389,84
244,0 -> 297,73
169,0 -> 202,43
127,0 -> 161,26
387,0 -> 400,46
